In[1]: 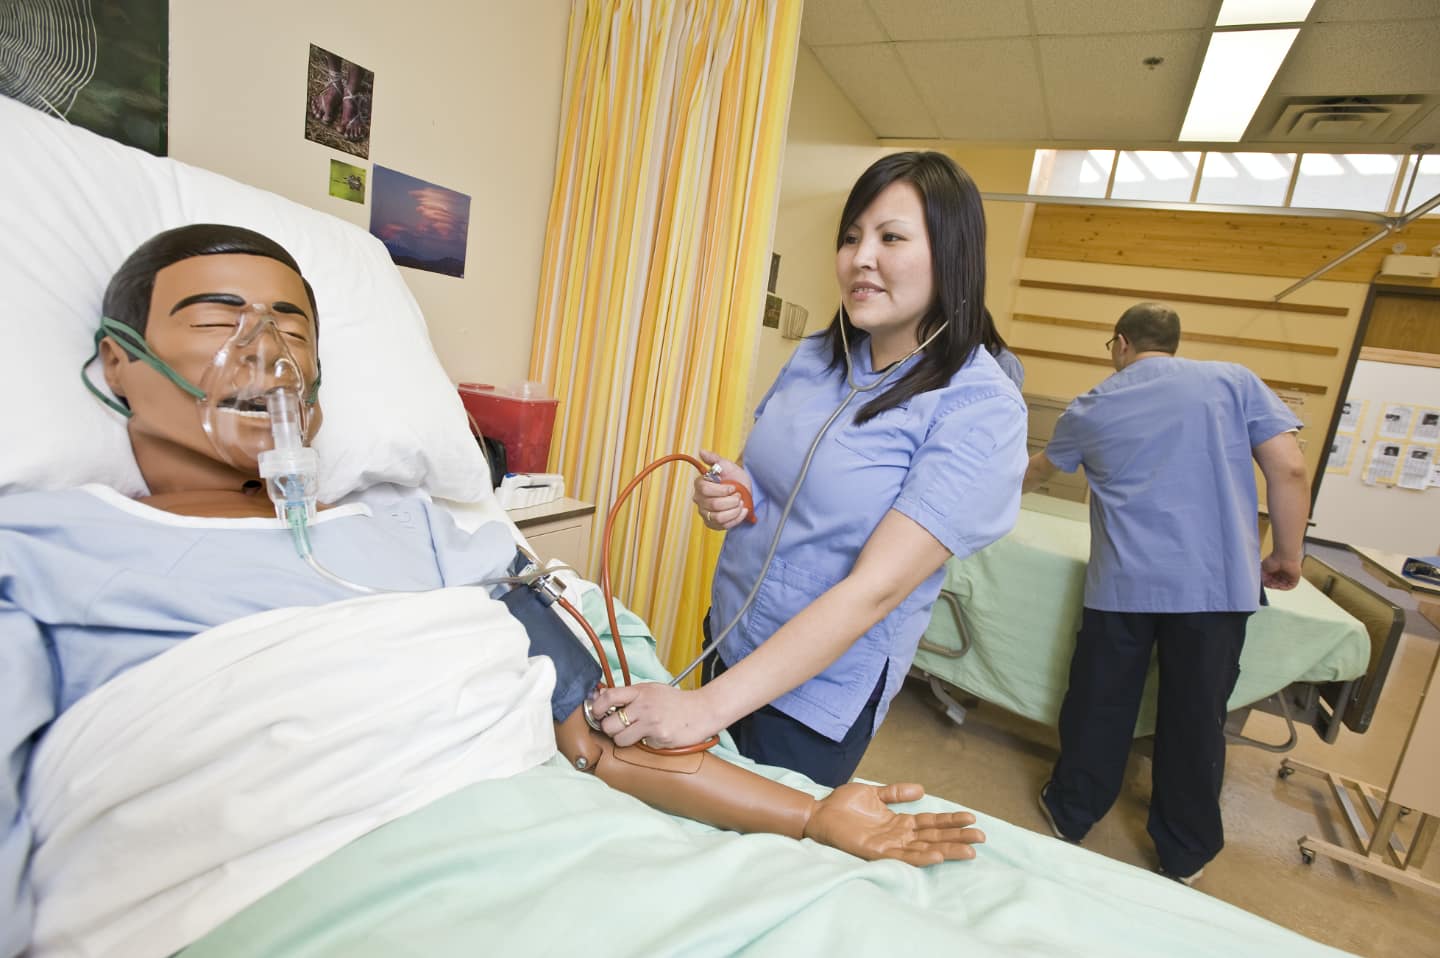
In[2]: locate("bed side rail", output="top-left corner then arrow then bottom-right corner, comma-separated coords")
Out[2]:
1300,554 -> 1406,737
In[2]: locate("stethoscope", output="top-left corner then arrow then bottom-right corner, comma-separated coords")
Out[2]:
665,313 -> 950,687
290,311 -> 947,758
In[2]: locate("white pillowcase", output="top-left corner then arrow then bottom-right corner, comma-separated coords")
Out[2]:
0,96 -> 491,504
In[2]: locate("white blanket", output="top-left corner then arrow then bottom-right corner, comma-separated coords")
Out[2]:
24,588 -> 558,958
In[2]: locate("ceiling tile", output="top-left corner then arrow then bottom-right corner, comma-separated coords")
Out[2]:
1271,20 -> 1440,95
1040,31 -> 1206,141
897,38 -> 1049,140
800,0 -> 891,46
868,0 -> 1032,41
1313,0 -> 1440,22
1031,0 -> 1217,35
1398,105 -> 1440,146
810,43 -> 941,138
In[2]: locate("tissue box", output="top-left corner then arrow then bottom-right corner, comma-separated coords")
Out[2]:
496,473 -> 565,510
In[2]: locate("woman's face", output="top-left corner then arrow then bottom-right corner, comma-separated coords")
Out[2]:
835,179 -> 935,348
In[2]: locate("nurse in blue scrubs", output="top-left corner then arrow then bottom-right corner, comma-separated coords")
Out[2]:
592,152 -> 1029,786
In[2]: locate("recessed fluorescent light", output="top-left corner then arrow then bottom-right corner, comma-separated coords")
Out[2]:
1179,28 -> 1299,142
1216,0 -> 1316,26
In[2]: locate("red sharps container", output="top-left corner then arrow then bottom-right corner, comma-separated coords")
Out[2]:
457,382 -> 560,474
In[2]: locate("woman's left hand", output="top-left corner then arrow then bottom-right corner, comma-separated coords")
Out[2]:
589,682 -> 722,749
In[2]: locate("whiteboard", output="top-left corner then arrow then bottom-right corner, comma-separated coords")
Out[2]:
1310,360 -> 1440,555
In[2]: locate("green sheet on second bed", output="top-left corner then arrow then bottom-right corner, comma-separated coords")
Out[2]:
913,495 -> 1370,735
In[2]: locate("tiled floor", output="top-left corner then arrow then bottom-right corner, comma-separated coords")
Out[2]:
857,630 -> 1440,957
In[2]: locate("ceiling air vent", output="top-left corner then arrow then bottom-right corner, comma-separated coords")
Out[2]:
1263,95 -> 1431,143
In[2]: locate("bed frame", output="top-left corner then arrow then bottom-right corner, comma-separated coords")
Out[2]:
917,553 -> 1403,753
1228,554 -> 1406,751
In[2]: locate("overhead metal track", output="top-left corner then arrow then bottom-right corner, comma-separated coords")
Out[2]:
1272,190 -> 1440,301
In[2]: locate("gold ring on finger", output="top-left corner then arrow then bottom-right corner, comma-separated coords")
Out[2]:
616,706 -> 633,728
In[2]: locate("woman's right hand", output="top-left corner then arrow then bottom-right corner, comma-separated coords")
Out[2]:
693,450 -> 752,530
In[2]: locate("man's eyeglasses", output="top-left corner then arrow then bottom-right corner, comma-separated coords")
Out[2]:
1104,334 -> 1120,351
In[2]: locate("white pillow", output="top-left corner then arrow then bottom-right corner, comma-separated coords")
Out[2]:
0,96 -> 491,505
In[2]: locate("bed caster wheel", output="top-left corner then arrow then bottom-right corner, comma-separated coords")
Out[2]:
1300,848 -> 1315,865
1278,764 -> 1295,779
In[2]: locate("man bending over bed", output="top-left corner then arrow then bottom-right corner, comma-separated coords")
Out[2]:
0,225 -> 984,956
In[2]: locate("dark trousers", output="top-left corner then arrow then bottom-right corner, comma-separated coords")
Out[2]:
1045,608 -> 1250,876
702,615 -> 883,788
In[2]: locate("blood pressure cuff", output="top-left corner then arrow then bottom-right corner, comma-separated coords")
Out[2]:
499,579 -> 603,722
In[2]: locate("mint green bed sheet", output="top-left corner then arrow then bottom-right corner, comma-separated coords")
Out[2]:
914,495 -> 1370,735
182,589 -> 1352,958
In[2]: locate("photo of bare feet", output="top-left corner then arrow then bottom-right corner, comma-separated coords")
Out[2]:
304,44 -> 373,159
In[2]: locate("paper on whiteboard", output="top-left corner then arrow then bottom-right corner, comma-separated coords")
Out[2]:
1399,445 -> 1434,491
1337,399 -> 1365,433
1326,434 -> 1354,474
1364,442 -> 1402,485
1415,409 -> 1440,443
1378,403 -> 1414,440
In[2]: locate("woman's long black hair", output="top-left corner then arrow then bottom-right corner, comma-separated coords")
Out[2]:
822,151 -> 987,423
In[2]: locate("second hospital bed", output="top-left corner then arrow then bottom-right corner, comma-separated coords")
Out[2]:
913,494 -> 1380,743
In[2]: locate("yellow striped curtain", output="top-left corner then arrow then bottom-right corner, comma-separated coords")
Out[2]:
530,0 -> 801,676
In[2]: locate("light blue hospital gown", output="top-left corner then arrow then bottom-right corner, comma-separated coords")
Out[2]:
1043,356 -> 1301,613
711,335 -> 1028,741
0,484 -> 520,958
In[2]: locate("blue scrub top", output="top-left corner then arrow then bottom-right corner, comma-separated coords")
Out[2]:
993,347 -> 1025,390
711,335 -> 1027,741
1044,357 -> 1301,613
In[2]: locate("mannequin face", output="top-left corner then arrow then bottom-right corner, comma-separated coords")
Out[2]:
102,253 -> 323,487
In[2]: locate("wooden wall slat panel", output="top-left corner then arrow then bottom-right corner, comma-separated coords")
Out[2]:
1014,313 -> 1338,355
1009,347 -> 1328,394
1017,279 -> 1348,315
1026,205 -> 1440,284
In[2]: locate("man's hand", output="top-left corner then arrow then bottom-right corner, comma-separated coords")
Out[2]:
1022,450 -> 1057,494
804,782 -> 985,865
1262,553 -> 1302,590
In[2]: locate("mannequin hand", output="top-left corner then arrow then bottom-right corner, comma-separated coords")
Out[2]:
693,450 -> 753,530
590,681 -> 722,749
1261,553 -> 1302,590
804,782 -> 985,865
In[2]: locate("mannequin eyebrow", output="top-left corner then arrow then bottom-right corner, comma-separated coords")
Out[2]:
170,292 -> 311,319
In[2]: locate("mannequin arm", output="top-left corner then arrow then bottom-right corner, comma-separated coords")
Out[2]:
553,710 -> 983,865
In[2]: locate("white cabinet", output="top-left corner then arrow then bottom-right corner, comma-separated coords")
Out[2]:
508,497 -> 595,578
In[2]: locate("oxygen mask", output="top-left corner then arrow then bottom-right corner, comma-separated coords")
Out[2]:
197,305 -> 314,473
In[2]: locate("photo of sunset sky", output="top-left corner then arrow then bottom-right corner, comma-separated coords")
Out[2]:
368,165 -> 471,278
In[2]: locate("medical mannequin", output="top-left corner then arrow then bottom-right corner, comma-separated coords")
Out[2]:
0,227 -> 986,958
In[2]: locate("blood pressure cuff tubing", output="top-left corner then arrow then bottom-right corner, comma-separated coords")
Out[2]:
499,582 -> 604,722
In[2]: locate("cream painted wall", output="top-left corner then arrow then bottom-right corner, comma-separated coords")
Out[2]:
756,49 -> 1040,420
751,45 -> 884,417
168,1 -> 570,387
938,146 -> 1034,338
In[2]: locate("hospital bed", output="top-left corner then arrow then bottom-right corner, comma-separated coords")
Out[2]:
0,96 -> 1357,957
913,494 -> 1383,748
